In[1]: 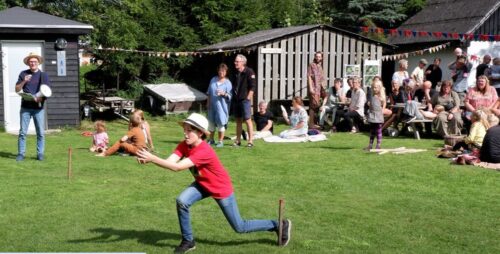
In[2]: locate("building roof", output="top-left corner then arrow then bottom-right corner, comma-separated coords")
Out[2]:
0,7 -> 93,34
389,0 -> 500,45
199,24 -> 393,52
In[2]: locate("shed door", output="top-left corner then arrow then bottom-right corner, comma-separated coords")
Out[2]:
2,42 -> 44,134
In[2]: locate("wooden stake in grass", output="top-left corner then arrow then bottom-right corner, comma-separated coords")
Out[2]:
67,147 -> 73,180
278,198 -> 285,246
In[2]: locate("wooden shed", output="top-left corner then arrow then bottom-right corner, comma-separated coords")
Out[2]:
198,24 -> 392,107
0,7 -> 93,133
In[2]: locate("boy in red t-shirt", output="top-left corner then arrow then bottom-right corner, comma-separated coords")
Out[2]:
137,113 -> 291,254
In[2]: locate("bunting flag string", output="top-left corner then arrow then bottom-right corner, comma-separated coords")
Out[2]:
90,46 -> 257,58
359,26 -> 500,42
381,42 -> 451,61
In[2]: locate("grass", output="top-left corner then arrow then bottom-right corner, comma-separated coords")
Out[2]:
0,115 -> 499,253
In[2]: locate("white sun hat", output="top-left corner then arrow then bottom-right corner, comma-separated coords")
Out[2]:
178,113 -> 210,136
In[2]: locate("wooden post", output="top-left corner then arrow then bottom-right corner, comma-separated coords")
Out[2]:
278,198 -> 285,245
67,147 -> 73,180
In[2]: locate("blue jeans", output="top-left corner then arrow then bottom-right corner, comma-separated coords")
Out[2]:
176,182 -> 278,241
18,107 -> 45,156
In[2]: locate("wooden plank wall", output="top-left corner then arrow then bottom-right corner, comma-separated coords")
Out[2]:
256,28 -> 384,103
0,34 -> 82,130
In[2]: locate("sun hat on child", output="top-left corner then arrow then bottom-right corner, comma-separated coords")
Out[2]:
23,52 -> 44,65
179,113 -> 210,136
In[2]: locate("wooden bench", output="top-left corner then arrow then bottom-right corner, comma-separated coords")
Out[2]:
407,119 -> 433,140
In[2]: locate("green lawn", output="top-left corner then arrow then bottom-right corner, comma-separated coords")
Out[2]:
1,115 -> 499,253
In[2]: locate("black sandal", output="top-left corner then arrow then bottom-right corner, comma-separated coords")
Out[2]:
247,143 -> 254,148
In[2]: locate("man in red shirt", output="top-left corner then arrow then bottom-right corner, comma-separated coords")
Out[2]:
137,113 -> 291,253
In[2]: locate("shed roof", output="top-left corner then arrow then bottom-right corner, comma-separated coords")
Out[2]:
389,0 -> 500,45
199,24 -> 393,52
0,7 -> 93,34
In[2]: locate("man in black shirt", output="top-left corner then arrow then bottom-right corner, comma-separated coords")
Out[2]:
476,54 -> 491,78
480,123 -> 500,163
253,101 -> 274,139
231,54 -> 255,147
424,58 -> 442,90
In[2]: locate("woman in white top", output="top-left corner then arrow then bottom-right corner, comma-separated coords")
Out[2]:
280,96 -> 309,138
392,59 -> 409,86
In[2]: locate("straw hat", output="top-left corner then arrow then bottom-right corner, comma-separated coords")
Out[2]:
178,113 -> 210,136
23,52 -> 44,65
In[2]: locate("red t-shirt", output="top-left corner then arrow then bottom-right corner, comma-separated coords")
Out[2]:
174,141 -> 233,199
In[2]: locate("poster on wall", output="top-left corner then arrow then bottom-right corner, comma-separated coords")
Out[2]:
363,59 -> 380,86
343,64 -> 361,92
344,64 -> 361,77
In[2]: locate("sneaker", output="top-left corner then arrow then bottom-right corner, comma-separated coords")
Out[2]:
216,142 -> 224,148
278,219 -> 292,246
16,154 -> 25,162
174,239 -> 196,254
37,154 -> 44,161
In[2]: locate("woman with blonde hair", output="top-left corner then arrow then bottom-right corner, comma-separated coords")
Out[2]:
464,75 -> 498,120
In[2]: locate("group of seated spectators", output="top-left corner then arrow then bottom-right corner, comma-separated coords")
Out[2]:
309,51 -> 500,163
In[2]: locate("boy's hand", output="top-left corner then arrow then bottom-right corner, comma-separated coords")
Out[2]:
137,149 -> 153,164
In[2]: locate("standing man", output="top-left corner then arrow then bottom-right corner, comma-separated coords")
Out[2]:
15,53 -> 51,161
425,58 -> 442,90
307,51 -> 327,128
231,54 -> 255,147
476,54 -> 491,78
411,58 -> 427,88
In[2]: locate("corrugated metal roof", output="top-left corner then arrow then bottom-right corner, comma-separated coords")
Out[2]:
0,7 -> 93,30
389,0 -> 500,45
199,24 -> 393,52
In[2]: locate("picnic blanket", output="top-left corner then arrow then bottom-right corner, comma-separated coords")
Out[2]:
264,134 -> 328,143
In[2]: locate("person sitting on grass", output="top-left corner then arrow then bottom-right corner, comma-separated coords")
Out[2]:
97,113 -> 146,157
448,110 -> 490,151
280,96 -> 309,139
89,120 -> 109,153
480,114 -> 500,163
131,109 -> 154,151
253,100 -> 274,139
136,113 -> 291,254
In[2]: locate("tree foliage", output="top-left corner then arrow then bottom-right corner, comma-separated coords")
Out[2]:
1,0 -> 427,96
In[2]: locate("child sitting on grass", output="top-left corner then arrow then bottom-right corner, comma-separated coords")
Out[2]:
97,113 -> 146,157
450,110 -> 490,151
131,109 -> 154,151
90,120 -> 109,153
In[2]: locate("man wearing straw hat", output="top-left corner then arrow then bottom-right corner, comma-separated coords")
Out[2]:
137,113 -> 291,253
14,52 -> 51,161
